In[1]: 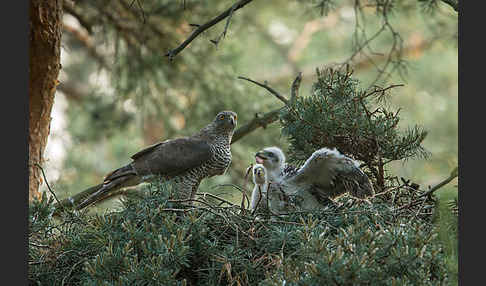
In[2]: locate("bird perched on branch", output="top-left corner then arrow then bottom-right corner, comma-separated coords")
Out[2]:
254,146 -> 298,183
75,111 -> 237,209
271,147 -> 374,210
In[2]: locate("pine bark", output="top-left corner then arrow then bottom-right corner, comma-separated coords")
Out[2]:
29,0 -> 63,201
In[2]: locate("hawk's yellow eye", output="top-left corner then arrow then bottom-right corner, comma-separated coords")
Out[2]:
219,115 -> 225,120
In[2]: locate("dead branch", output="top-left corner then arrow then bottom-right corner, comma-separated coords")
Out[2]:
232,72 -> 304,144
210,1 -> 238,46
166,0 -> 254,60
34,163 -> 62,207
237,76 -> 288,105
394,167 -> 458,212
196,192 -> 237,206
420,166 -> 458,198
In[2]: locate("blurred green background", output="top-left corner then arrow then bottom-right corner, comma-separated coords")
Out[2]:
43,0 -> 457,210
39,1 -> 457,282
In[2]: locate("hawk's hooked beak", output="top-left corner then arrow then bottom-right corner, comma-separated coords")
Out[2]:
230,115 -> 237,127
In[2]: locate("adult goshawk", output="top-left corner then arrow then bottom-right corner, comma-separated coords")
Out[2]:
76,111 -> 237,209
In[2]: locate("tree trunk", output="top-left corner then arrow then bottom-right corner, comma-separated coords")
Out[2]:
29,0 -> 63,201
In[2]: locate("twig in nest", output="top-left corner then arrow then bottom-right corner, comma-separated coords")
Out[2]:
245,164 -> 253,181
394,167 -> 458,212
196,192 -> 237,207
29,242 -> 50,248
251,185 -> 264,216
242,163 -> 255,212
210,183 -> 250,209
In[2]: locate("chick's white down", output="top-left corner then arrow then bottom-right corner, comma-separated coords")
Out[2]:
250,164 -> 268,211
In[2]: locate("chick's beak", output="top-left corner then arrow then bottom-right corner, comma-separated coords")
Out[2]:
255,151 -> 266,164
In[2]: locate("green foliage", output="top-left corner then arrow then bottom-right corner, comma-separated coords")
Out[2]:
29,181 -> 449,285
280,67 -> 429,188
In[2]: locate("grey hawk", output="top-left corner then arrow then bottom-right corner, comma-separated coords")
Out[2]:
272,147 -> 374,210
77,111 -> 237,209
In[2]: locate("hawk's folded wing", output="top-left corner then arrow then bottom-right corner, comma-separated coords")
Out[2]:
130,137 -> 212,177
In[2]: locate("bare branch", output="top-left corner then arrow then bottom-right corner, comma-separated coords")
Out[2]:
166,0 -> 254,60
420,167 -> 458,198
210,2 -> 238,46
231,108 -> 282,144
33,163 -> 62,207
394,167 -> 458,212
232,72 -> 305,144
363,83 -> 404,99
237,76 -> 288,104
196,192 -> 237,206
